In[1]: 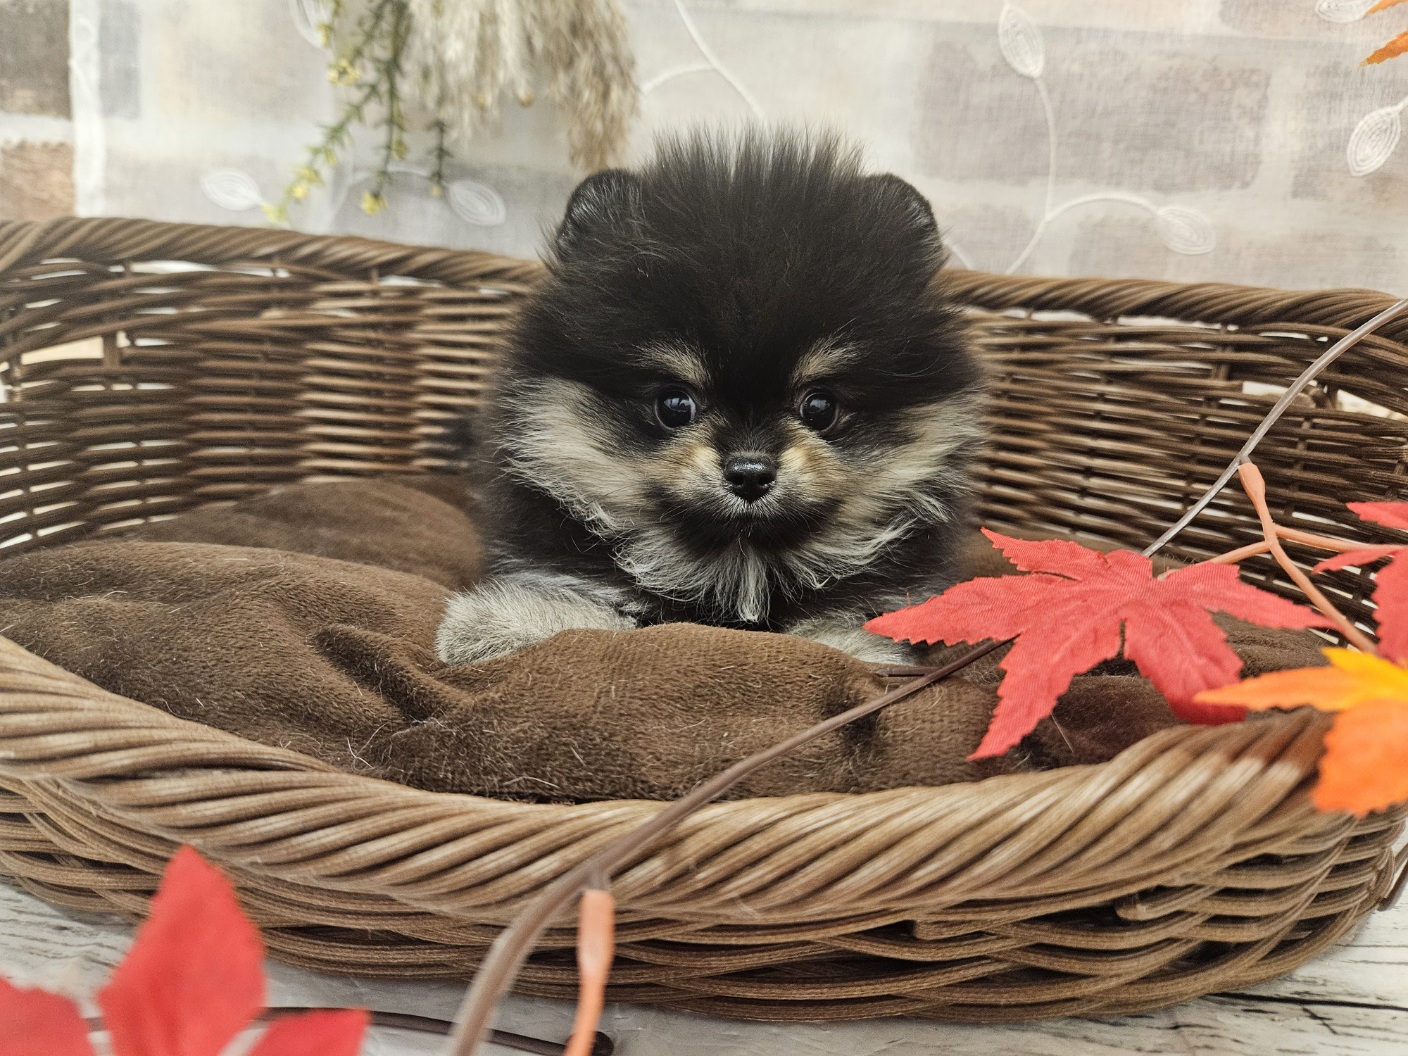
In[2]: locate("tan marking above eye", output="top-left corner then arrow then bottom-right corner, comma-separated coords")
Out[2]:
789,339 -> 863,387
635,341 -> 710,390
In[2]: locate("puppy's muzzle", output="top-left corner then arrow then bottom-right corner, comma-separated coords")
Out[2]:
723,454 -> 776,503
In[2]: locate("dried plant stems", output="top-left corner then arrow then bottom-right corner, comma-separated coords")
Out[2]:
404,0 -> 638,170
371,0 -> 411,209
270,0 -> 639,220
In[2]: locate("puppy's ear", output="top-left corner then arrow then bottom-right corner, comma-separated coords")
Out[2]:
555,169 -> 641,257
867,173 -> 938,236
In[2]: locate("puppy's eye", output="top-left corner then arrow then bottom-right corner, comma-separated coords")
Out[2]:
799,389 -> 838,432
656,387 -> 698,428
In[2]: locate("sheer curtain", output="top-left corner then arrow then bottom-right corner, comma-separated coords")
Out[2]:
67,0 -> 1408,292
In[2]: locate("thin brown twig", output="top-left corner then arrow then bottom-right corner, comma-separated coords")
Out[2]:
1237,462 -> 1379,654
1143,296 -> 1408,556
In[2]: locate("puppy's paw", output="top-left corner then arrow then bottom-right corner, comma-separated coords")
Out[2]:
787,615 -> 918,667
435,576 -> 636,665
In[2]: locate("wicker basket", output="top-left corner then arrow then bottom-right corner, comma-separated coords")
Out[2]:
0,216 -> 1404,1023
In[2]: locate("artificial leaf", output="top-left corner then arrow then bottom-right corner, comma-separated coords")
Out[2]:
1315,545 -> 1403,571
248,1010 -> 370,1056
0,979 -> 93,1056
1364,28 -> 1408,65
1368,0 -> 1408,15
1314,502 -> 1408,661
866,529 -> 1330,758
1195,649 -> 1408,816
1195,647 -> 1408,712
1314,697 -> 1408,815
1343,501 -> 1408,531
99,846 -> 266,1056
1312,549 -> 1402,664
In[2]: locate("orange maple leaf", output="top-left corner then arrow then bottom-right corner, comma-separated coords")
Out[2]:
1196,649 -> 1408,815
1364,28 -> 1408,65
1367,0 -> 1408,14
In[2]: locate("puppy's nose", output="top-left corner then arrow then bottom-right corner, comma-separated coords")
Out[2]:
723,455 -> 777,503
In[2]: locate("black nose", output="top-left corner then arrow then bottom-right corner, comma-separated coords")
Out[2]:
723,455 -> 777,503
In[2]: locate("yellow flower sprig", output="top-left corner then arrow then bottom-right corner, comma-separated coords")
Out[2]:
263,0 -> 417,226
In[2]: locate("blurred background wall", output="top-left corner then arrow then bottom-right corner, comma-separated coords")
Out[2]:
0,0 -> 1405,291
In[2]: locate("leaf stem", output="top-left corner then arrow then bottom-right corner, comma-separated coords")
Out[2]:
1199,525 -> 1374,567
1202,540 -> 1273,566
563,889 -> 615,1056
1237,462 -> 1379,654
1276,526 -> 1373,553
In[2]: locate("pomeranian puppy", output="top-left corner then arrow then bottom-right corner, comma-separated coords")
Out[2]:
435,130 -> 983,666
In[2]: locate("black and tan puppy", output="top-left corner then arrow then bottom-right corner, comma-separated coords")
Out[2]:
436,130 -> 983,666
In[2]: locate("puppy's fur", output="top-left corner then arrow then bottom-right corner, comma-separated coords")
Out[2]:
436,130 -> 983,666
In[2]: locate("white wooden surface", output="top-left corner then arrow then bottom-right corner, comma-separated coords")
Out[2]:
2,875 -> 1405,1056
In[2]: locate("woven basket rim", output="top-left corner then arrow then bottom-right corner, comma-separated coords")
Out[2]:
4,214 -> 1402,330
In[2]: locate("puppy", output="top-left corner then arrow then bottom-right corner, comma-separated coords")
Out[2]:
436,130 -> 983,667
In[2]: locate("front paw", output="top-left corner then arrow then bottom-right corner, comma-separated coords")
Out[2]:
787,616 -> 919,666
435,578 -> 635,665
435,593 -> 543,664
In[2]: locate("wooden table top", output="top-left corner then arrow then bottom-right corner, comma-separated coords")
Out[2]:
3,873 -> 1404,1056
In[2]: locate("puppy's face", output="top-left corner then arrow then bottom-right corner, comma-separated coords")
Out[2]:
507,338 -> 975,547
493,135 -> 982,620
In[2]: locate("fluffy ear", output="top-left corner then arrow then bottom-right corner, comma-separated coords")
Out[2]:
555,169 -> 641,257
867,173 -> 938,235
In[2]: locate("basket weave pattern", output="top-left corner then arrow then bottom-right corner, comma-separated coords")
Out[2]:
0,217 -> 1404,1022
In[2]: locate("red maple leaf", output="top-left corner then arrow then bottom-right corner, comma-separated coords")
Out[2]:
99,846 -> 266,1056
1314,502 -> 1408,662
0,847 -> 367,1056
248,1010 -> 373,1056
0,981 -> 91,1056
866,530 -> 1332,759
